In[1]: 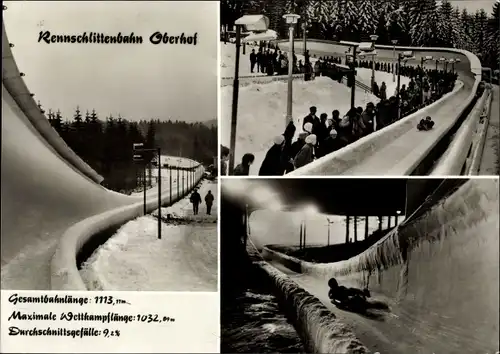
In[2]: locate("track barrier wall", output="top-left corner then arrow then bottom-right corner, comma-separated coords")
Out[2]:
261,179 -> 499,353
248,240 -> 369,354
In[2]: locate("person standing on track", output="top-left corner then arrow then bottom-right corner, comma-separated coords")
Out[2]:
190,189 -> 202,215
204,190 -> 214,215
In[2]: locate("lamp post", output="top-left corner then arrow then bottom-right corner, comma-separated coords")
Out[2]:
439,57 -> 446,71
229,15 -> 271,175
346,46 -> 359,109
169,165 -> 172,204
177,158 -> 180,197
283,13 -> 300,126
301,22 -> 307,55
450,58 -> 461,75
370,34 -> 379,90
228,23 -> 242,176
133,144 -> 162,239
395,210 -> 401,225
420,56 -> 433,105
391,39 -> 398,83
326,217 -> 335,246
396,51 -> 414,120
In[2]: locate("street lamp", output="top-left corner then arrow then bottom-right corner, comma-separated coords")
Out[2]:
391,39 -> 398,82
326,217 -> 335,246
449,58 -> 461,75
395,210 -> 402,224
345,45 -> 360,108
283,13 -> 300,126
397,51 -> 415,120
420,55 -> 433,105
133,143 -> 162,240
301,204 -> 318,249
229,15 -> 271,175
301,22 -> 308,55
439,57 -> 446,71
369,34 -> 379,89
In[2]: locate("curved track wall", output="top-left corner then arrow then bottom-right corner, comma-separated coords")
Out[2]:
262,179 -> 499,353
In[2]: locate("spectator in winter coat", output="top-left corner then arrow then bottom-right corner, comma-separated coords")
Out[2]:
220,145 -> 230,176
281,122 -> 297,174
190,189 -> 202,215
379,82 -> 387,100
302,106 -> 318,131
373,81 -> 380,97
322,129 -> 346,155
290,132 -> 308,159
233,153 -> 255,176
204,190 -> 214,215
294,134 -> 316,168
361,103 -> 376,135
259,135 -> 285,176
250,49 -> 257,73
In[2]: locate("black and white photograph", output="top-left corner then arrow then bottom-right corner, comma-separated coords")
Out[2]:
220,0 -> 499,176
220,177 -> 499,353
2,1 -> 218,292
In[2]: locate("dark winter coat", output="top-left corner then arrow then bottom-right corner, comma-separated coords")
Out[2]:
233,163 -> 250,176
294,144 -> 314,168
259,144 -> 284,176
205,192 -> 214,205
322,136 -> 346,155
290,139 -> 306,159
190,192 -> 202,205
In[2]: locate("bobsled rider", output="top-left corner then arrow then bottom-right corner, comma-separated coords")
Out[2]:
328,277 -> 371,303
417,116 -> 435,131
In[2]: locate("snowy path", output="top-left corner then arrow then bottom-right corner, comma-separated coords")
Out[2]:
479,85 -> 499,175
80,180 -> 218,291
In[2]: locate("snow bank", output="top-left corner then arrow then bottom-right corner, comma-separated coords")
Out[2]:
262,179 -> 499,352
247,240 -> 368,354
50,166 -> 205,290
221,77 -> 380,175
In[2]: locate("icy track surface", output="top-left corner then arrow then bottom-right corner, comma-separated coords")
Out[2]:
263,179 -> 499,354
80,180 -> 218,291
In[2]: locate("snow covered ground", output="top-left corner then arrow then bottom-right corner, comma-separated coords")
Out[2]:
221,42 -> 409,175
221,77 -> 380,175
80,180 -> 218,291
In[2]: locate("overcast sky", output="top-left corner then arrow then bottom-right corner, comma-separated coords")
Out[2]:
448,0 -> 497,13
3,1 -> 218,123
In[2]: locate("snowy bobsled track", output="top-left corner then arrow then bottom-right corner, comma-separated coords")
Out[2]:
1,20 -> 204,290
261,179 -> 499,354
279,40 -> 482,176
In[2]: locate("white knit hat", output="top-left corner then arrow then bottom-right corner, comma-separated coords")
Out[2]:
305,134 -> 317,145
303,122 -> 313,133
330,129 -> 338,138
273,135 -> 285,145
